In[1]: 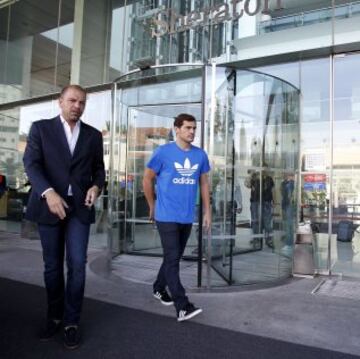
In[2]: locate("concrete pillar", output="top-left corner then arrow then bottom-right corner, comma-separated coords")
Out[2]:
71,0 -> 112,86
21,37 -> 33,98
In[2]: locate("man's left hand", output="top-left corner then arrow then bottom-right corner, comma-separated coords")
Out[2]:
203,211 -> 211,234
85,185 -> 100,208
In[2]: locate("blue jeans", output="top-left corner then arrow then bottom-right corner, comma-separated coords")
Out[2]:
283,205 -> 295,246
250,202 -> 258,233
250,201 -> 273,235
262,201 -> 273,236
38,204 -> 90,326
154,222 -> 192,312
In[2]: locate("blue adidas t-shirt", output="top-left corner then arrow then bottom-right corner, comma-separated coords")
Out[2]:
147,142 -> 210,223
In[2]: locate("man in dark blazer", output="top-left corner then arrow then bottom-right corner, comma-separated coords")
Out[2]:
23,84 -> 105,350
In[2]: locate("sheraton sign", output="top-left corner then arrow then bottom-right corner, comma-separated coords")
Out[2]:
149,0 -> 283,38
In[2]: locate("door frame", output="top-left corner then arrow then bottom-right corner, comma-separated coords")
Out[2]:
110,64 -> 208,287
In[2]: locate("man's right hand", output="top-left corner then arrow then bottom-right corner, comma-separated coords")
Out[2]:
44,190 -> 68,220
149,206 -> 155,223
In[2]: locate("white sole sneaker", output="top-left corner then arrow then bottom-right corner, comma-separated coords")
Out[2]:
153,293 -> 174,306
177,308 -> 203,322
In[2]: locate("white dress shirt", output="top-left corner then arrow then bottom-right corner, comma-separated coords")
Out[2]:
42,116 -> 81,197
60,115 -> 80,156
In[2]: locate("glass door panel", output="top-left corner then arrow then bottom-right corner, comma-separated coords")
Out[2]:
125,104 -> 202,256
109,88 -> 128,256
205,66 -> 300,285
332,53 -> 360,277
109,66 -> 204,258
299,58 -> 331,274
109,65 -> 209,289
205,66 -> 237,284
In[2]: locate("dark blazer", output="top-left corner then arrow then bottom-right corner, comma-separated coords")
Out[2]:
23,115 -> 105,225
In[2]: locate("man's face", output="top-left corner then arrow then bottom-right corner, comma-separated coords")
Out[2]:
59,88 -> 86,123
175,120 -> 196,144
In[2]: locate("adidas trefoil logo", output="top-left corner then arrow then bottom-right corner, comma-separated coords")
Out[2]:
173,158 -> 198,185
174,158 -> 199,177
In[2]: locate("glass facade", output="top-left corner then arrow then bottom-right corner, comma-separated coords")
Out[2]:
332,53 -> 360,275
1,0 -> 360,286
0,91 -> 111,249
0,0 -> 75,103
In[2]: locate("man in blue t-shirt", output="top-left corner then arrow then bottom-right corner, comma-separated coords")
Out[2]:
143,113 -> 211,322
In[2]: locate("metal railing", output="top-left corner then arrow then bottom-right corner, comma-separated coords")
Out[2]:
258,1 -> 360,34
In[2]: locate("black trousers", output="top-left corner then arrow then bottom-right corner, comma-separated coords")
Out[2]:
153,221 -> 192,312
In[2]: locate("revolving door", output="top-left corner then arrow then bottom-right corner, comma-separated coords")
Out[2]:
108,64 -> 300,287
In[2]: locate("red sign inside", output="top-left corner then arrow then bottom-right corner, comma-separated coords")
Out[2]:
304,174 -> 326,183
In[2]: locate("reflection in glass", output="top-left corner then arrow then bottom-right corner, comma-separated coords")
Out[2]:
206,66 -> 300,285
110,67 -> 204,261
125,106 -> 202,255
299,58 -> 330,273
0,106 -> 28,233
332,52 -> 360,277
109,4 -> 131,80
1,0 -> 75,103
0,91 -> 110,247
334,0 -> 360,49
56,2 -> 75,91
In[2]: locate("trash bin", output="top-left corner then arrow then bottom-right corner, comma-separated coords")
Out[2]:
293,232 -> 315,276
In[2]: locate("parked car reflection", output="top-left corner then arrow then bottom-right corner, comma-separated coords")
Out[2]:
7,183 -> 31,221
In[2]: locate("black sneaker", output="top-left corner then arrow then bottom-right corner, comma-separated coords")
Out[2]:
39,319 -> 62,342
177,303 -> 202,322
153,290 -> 174,306
63,326 -> 81,350
265,238 -> 274,249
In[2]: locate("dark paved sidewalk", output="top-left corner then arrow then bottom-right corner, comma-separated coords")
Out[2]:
1,277 -> 358,359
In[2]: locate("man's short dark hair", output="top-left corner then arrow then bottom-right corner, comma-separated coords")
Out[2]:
60,84 -> 87,98
174,113 -> 196,128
